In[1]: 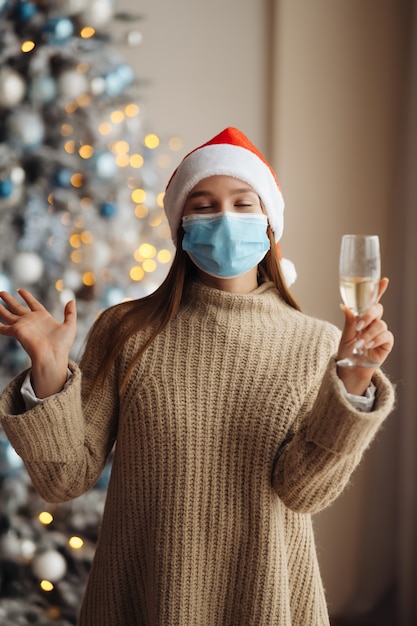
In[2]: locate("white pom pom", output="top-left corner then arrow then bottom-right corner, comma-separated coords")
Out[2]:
280,257 -> 297,287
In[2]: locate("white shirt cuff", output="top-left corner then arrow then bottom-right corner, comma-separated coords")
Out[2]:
342,382 -> 376,412
21,369 -> 72,410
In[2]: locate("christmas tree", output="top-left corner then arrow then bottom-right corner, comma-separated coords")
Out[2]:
0,1 -> 180,622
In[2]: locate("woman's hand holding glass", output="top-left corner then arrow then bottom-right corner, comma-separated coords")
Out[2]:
336,277 -> 394,396
0,289 -> 77,399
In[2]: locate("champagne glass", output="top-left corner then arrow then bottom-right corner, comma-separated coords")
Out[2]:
337,234 -> 381,368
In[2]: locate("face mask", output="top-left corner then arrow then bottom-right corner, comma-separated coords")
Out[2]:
181,211 -> 270,278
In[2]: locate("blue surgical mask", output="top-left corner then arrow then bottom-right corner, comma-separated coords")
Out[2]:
181,211 -> 270,278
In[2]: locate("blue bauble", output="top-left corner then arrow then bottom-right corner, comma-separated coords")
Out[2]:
54,167 -> 73,188
29,75 -> 57,105
15,1 -> 37,20
0,437 -> 23,478
116,63 -> 134,86
43,16 -> 74,43
99,201 -> 117,218
0,179 -> 13,198
95,460 -> 112,489
105,64 -> 134,96
0,272 -> 11,291
0,0 -> 9,15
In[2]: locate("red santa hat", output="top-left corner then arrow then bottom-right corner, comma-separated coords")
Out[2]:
163,127 -> 296,285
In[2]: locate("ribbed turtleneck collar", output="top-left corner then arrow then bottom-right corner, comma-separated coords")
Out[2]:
182,279 -> 285,316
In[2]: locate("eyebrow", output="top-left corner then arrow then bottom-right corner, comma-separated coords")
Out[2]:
187,187 -> 258,200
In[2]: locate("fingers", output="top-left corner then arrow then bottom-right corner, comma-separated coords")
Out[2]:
16,289 -> 46,311
376,277 -> 389,302
0,289 -> 44,315
64,299 -> 77,326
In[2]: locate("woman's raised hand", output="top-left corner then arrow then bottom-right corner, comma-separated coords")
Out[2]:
0,289 -> 77,398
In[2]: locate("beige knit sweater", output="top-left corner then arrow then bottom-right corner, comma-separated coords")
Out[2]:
0,280 -> 395,626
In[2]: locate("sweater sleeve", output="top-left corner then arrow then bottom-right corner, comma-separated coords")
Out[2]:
271,358 -> 395,514
0,309 -> 121,503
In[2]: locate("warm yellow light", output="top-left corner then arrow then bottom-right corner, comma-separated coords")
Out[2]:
21,40 -> 35,53
71,173 -> 83,188
157,154 -> 172,168
38,511 -> 54,525
77,63 -> 89,73
55,279 -> 64,292
110,110 -> 124,124
157,249 -> 172,264
125,103 -> 140,117
156,192 -> 165,208
71,250 -> 82,263
68,536 -> 84,550
65,101 -> 78,114
130,154 -> 144,169
79,145 -> 94,159
70,234 -> 81,248
130,266 -> 145,281
134,205 -> 148,218
80,231 -> 93,244
80,197 -> 92,209
143,259 -> 157,273
99,122 -> 112,136
82,272 -> 95,286
61,123 -> 73,137
77,94 -> 91,107
114,141 -> 129,154
149,216 -> 162,227
138,243 -> 156,258
144,133 -> 160,149
131,188 -> 146,204
40,580 -> 54,592
157,223 -> 171,239
116,154 -> 130,167
64,140 -> 75,154
80,26 -> 95,38
169,136 -> 183,151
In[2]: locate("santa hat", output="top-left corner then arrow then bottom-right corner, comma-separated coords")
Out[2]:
163,127 -> 296,285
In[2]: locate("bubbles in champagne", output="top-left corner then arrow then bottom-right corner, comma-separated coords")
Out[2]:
340,277 -> 379,316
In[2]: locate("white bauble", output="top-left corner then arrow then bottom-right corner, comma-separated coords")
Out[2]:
5,109 -> 45,150
32,549 -> 67,582
58,69 -> 89,99
0,67 -> 26,107
13,252 -> 44,284
80,0 -> 114,28
0,531 -> 22,560
94,152 -> 117,179
91,240 -> 111,268
63,268 -> 83,290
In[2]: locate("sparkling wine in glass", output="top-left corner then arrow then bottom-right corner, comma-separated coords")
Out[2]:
337,234 -> 381,368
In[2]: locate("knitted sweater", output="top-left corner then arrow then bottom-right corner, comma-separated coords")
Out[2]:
0,281 -> 395,626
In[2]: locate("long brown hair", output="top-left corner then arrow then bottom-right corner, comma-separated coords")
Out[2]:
88,225 -> 300,394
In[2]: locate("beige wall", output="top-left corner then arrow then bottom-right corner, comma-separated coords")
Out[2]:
117,0 -> 270,157
272,1 -> 410,616
115,0 -> 410,617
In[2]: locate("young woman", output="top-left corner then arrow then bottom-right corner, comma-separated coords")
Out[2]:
0,128 -> 395,625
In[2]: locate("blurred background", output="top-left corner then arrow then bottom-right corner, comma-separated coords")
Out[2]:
0,0 -> 415,624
